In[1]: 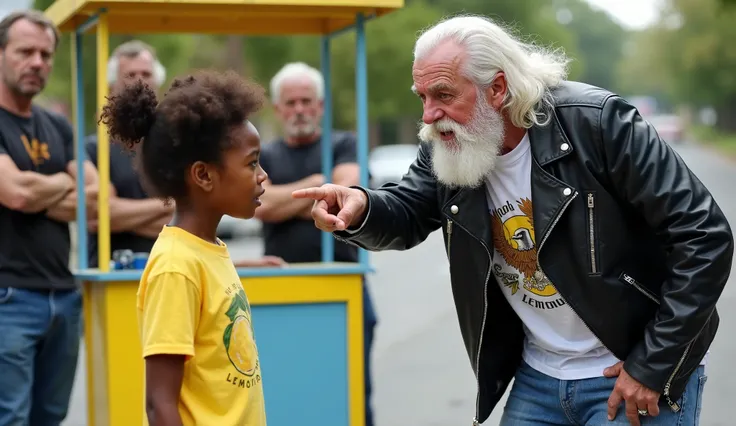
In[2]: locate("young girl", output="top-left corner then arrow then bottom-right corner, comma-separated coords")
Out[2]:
100,70 -> 268,426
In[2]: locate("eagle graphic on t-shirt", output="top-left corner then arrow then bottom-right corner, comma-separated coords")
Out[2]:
491,197 -> 553,296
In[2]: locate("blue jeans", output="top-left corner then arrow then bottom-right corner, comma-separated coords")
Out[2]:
0,287 -> 82,426
500,360 -> 707,426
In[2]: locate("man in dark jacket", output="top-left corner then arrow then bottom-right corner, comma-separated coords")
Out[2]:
293,14 -> 734,426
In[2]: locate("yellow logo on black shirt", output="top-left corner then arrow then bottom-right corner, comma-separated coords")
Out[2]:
21,135 -> 50,166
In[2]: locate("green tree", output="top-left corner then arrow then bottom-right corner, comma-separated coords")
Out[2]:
552,0 -> 627,91
617,0 -> 736,131
615,27 -> 674,103
327,0 -> 447,127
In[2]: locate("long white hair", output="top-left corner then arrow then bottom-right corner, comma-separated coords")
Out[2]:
414,15 -> 571,128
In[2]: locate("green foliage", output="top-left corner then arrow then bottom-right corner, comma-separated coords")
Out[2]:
327,0 -> 447,125
551,0 -> 627,90
616,0 -> 736,131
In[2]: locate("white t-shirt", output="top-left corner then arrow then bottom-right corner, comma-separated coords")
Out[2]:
484,133 -> 620,380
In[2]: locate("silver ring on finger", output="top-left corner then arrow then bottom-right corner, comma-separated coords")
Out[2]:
638,409 -> 649,416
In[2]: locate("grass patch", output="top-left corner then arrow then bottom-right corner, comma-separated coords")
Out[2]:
690,126 -> 736,157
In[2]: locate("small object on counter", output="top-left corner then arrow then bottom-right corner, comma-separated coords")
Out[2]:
132,252 -> 149,269
112,249 -> 134,270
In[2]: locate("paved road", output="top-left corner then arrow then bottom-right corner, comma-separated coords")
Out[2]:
63,142 -> 735,425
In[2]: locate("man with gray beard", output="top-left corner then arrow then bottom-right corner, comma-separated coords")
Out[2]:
255,61 -> 378,426
293,14 -> 734,426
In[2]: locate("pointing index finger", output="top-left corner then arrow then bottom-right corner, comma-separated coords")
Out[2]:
292,187 -> 327,200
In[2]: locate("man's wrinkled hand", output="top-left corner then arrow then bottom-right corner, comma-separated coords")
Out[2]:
604,361 -> 661,425
291,184 -> 368,232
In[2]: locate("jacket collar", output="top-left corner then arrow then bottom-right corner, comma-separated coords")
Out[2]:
439,108 -> 575,249
528,109 -> 574,166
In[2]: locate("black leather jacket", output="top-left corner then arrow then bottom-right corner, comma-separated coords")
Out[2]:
336,81 -> 734,424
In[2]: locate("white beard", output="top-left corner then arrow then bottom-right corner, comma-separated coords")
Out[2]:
417,95 -> 505,188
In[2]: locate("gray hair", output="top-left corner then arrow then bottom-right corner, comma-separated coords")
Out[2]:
107,40 -> 166,87
269,62 -> 324,104
414,15 -> 571,128
0,10 -> 60,51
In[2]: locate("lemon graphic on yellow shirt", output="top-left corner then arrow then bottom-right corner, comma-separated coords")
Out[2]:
223,288 -> 259,376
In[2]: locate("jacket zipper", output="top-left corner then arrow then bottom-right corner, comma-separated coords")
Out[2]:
620,273 -> 659,305
443,215 -> 492,426
662,344 -> 691,412
619,271 -> 689,411
446,220 -> 453,261
537,191 -> 616,358
587,193 -> 598,274
619,270 -> 687,408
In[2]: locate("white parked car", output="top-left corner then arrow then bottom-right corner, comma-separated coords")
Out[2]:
369,144 -> 420,188
217,216 -> 262,240
647,114 -> 685,145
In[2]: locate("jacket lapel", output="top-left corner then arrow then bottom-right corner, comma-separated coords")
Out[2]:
441,186 -> 493,251
528,110 -> 577,243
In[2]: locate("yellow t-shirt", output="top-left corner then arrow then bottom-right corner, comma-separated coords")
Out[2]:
137,225 -> 266,426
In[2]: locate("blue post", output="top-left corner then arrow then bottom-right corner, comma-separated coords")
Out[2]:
355,13 -> 370,269
74,31 -> 88,270
320,35 -> 335,263
77,13 -> 101,34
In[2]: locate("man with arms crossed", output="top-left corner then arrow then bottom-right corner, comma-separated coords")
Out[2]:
0,10 -> 99,425
256,62 -> 378,426
295,15 -> 733,426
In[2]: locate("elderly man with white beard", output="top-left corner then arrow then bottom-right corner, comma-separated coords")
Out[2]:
293,14 -> 734,426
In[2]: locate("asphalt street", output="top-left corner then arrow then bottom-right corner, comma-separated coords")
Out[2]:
62,142 -> 735,426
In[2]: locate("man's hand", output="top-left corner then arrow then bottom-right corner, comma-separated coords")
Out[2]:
605,361 -> 661,425
86,183 -> 100,215
291,184 -> 368,232
233,256 -> 287,268
45,181 -> 100,223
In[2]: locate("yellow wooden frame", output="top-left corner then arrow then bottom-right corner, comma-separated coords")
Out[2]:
45,0 -> 403,35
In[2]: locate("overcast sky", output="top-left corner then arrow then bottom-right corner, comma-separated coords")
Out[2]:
0,0 -> 31,19
583,0 -> 662,29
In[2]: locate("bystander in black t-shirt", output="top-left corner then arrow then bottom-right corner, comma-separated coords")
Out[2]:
261,131 -> 377,324
85,135 -> 156,268
0,105 -> 76,290
260,131 -> 361,263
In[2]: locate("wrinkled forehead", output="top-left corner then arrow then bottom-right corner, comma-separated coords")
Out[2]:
278,77 -> 319,102
6,19 -> 56,51
411,41 -> 466,93
118,51 -> 155,74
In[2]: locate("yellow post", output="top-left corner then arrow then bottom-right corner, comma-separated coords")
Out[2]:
96,12 -> 111,272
